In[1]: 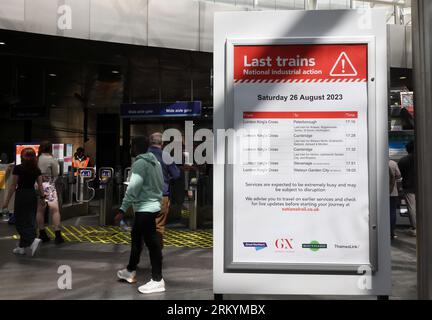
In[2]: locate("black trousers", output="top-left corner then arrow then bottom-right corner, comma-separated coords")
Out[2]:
127,212 -> 163,281
14,189 -> 37,247
390,196 -> 398,237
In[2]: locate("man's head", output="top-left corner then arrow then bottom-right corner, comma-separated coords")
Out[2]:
131,136 -> 150,157
150,132 -> 163,149
76,147 -> 85,157
406,140 -> 414,154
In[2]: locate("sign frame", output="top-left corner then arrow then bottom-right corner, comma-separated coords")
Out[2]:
224,37 -> 378,274
213,9 -> 391,296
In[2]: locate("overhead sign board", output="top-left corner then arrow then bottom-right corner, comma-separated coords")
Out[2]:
120,101 -> 201,118
214,9 -> 391,296
11,106 -> 47,119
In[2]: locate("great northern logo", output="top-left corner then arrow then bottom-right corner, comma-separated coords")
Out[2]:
302,241 -> 327,252
243,242 -> 267,251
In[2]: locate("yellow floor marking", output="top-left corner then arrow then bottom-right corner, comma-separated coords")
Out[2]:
14,225 -> 213,248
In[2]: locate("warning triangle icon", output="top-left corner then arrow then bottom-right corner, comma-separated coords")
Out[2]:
330,52 -> 358,77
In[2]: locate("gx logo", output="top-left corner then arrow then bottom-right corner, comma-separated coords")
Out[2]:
275,238 -> 294,250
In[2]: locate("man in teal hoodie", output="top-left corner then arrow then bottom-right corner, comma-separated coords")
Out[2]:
116,136 -> 165,294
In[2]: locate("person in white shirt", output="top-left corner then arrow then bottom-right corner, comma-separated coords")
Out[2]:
36,141 -> 64,244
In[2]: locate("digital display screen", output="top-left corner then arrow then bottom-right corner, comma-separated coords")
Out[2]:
79,170 -> 92,178
101,170 -> 112,178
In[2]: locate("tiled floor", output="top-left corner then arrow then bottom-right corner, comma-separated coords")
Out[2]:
0,215 -> 417,300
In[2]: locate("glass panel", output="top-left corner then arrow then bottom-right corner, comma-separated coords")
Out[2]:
317,0 -> 331,9
330,0 -> 350,9
276,0 -> 297,10
255,0 -> 276,10
236,0 -> 255,7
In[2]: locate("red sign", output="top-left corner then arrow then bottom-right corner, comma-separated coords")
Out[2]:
243,111 -> 358,119
16,145 -> 39,157
15,144 -> 40,165
234,44 -> 367,83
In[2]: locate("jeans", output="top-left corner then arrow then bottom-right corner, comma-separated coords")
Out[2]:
127,212 -> 162,281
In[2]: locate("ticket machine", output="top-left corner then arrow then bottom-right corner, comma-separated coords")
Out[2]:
99,167 -> 114,226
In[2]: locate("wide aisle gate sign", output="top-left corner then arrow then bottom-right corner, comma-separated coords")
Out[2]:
214,10 -> 391,296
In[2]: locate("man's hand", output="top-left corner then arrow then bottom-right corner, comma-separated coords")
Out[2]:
114,210 -> 124,225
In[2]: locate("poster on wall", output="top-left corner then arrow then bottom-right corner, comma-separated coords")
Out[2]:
63,144 -> 73,173
52,144 -> 64,161
230,43 -> 371,268
400,91 -> 414,115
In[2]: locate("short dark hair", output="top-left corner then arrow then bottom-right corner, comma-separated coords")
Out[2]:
131,136 -> 150,156
406,140 -> 414,154
77,147 -> 84,153
38,141 -> 52,156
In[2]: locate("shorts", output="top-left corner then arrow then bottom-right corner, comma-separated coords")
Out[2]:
42,180 -> 58,203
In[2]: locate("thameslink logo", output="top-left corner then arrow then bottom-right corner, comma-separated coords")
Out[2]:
243,242 -> 267,251
302,240 -> 327,252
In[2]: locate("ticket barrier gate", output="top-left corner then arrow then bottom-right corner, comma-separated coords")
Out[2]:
66,170 -> 75,206
99,167 -> 114,226
185,169 -> 213,230
187,177 -> 198,230
124,167 -> 132,185
115,167 -> 131,205
0,164 -> 14,221
76,168 -> 96,203
114,168 -> 123,206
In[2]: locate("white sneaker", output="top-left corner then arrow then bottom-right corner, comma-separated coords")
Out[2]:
117,268 -> 137,284
138,279 -> 165,294
12,247 -> 26,255
29,238 -> 42,256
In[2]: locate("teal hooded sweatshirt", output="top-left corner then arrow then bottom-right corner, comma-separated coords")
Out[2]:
120,152 -> 163,213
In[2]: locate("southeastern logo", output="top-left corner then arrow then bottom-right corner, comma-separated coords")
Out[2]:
302,240 -> 327,252
243,242 -> 267,251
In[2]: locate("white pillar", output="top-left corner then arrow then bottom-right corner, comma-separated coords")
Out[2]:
412,0 -> 432,300
306,0 -> 318,10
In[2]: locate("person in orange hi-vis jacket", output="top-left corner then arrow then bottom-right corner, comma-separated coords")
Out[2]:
72,147 -> 92,176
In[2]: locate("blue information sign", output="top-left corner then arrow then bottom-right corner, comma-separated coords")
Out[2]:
80,169 -> 92,178
101,170 -> 112,178
120,101 -> 201,118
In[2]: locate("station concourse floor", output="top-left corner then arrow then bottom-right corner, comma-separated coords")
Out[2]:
0,215 -> 417,300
